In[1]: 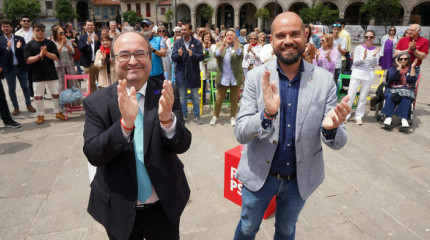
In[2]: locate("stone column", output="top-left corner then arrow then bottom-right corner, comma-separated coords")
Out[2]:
339,11 -> 345,19
257,18 -> 262,32
191,12 -> 196,31
212,14 -> 216,26
234,12 -> 239,28
403,13 -> 411,26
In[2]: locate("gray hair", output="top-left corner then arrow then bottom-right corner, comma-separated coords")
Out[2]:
111,31 -> 152,60
174,26 -> 181,32
248,32 -> 257,38
109,21 -> 117,26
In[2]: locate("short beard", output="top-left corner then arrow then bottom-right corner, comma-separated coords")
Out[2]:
143,30 -> 152,38
274,44 -> 305,65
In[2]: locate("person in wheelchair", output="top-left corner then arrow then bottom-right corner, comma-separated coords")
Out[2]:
382,53 -> 418,128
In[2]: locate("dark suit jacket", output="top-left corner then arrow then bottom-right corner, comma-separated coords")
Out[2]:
0,45 -> 6,79
171,37 -> 203,88
0,35 -> 28,73
78,33 -> 100,68
83,77 -> 191,240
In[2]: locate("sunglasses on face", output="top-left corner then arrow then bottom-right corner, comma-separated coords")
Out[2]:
141,23 -> 150,28
158,30 -> 165,33
320,39 -> 326,42
175,31 -> 180,33
22,20 -> 31,23
364,36 -> 375,39
249,38 -> 257,40
399,58 -> 408,61
59,32 -> 64,35
389,29 -> 396,32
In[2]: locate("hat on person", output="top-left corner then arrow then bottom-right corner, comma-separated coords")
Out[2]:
141,19 -> 153,26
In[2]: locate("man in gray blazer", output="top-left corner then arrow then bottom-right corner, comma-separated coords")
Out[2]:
233,12 -> 351,239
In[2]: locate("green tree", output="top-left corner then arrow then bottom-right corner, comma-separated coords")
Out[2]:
122,11 -> 143,26
200,5 -> 214,20
360,0 -> 402,33
299,2 -> 338,25
254,8 -> 270,21
164,9 -> 173,23
55,0 -> 78,25
3,0 -> 41,22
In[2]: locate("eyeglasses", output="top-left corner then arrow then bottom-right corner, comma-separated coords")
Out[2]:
22,20 -> 31,23
66,31 -> 72,34
389,29 -> 396,32
320,39 -> 326,42
399,58 -> 408,61
141,23 -> 150,28
249,38 -> 257,40
59,32 -> 64,35
364,36 -> 375,39
174,31 -> 180,33
114,50 -> 149,62
158,30 -> 165,33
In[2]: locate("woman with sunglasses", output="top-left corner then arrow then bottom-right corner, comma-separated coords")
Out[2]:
158,25 -> 173,80
379,27 -> 399,70
346,30 -> 381,125
382,53 -> 418,128
52,26 -> 78,93
313,34 -> 338,76
242,32 -> 263,81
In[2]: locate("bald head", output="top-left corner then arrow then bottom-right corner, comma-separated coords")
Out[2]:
270,12 -> 306,66
408,23 -> 421,39
271,12 -> 305,34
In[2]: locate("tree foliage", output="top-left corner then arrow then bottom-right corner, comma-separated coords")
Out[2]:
299,2 -> 339,25
255,8 -> 270,20
3,0 -> 41,22
164,9 -> 173,23
360,0 -> 402,33
122,11 -> 143,26
200,5 -> 214,20
55,0 -> 78,24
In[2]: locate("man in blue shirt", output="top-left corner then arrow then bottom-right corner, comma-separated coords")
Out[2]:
309,24 -> 321,49
233,12 -> 351,239
141,19 -> 167,81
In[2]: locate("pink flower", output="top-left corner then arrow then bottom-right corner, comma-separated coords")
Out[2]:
191,44 -> 194,48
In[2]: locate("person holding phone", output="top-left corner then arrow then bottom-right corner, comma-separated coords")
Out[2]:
211,29 -> 244,127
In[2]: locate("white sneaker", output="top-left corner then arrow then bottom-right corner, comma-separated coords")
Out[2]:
401,118 -> 410,128
383,117 -> 392,126
345,114 -> 351,123
230,117 -> 236,127
356,119 -> 363,125
210,116 -> 217,126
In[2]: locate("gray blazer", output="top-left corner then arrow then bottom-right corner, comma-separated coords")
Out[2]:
234,59 -> 347,200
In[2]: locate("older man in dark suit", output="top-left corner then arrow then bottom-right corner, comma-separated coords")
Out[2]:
83,31 -> 191,240
78,19 -> 100,93
0,19 -> 35,115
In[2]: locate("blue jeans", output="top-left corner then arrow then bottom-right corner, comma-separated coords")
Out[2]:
74,61 -> 83,74
178,85 -> 200,118
234,176 -> 306,240
5,67 -> 31,108
381,91 -> 412,119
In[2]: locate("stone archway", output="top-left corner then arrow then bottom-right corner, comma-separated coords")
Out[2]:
177,4 -> 191,23
289,2 -> 309,15
262,2 -> 283,32
217,3 -> 234,29
344,2 -> 368,25
196,4 -> 214,27
239,3 -> 257,32
411,1 -> 430,26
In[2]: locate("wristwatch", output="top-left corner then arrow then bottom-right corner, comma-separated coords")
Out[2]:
152,48 -> 156,53
160,112 -> 175,125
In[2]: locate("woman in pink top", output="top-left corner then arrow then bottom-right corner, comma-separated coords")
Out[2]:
313,34 -> 338,75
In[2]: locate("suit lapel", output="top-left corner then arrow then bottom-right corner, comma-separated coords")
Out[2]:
144,78 -> 161,157
296,61 -> 316,137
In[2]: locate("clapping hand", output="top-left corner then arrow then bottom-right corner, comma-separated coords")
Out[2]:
261,70 -> 280,116
158,81 -> 174,127
178,47 -> 183,56
117,79 -> 139,131
363,48 -> 367,59
7,40 -> 11,50
322,96 -> 351,130
16,40 -> 22,49
373,47 -> 381,56
187,48 -> 193,57
408,41 -> 416,51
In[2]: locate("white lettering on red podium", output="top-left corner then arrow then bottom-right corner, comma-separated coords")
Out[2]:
230,167 -> 242,195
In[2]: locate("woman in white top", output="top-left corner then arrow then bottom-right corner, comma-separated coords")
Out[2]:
242,32 -> 263,81
346,30 -> 381,125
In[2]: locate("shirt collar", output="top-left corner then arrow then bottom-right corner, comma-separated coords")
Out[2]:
276,58 -> 304,83
126,82 -> 147,97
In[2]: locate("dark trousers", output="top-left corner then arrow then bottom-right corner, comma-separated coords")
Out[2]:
28,67 -> 34,97
107,202 -> 179,240
0,80 -> 13,124
345,51 -> 352,73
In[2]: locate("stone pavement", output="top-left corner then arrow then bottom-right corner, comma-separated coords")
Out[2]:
1,59 -> 430,240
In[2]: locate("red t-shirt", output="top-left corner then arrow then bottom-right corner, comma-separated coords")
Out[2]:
396,36 -> 429,66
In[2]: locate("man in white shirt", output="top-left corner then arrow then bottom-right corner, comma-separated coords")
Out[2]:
14,16 -> 35,98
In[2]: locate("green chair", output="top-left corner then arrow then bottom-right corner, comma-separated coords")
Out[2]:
210,71 -> 230,110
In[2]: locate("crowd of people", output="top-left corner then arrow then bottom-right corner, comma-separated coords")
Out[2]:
1,15 -> 428,129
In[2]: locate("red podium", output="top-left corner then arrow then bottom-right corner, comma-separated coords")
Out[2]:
224,145 -> 276,219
